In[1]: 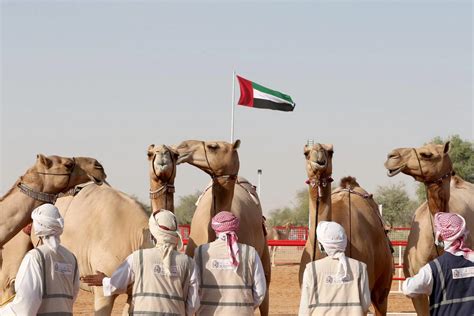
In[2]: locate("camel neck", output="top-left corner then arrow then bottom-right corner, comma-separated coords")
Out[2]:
149,179 -> 175,213
210,177 -> 236,215
0,181 -> 44,248
308,179 -> 332,256
425,177 -> 451,214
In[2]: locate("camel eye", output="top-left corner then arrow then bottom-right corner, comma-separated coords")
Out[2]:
64,161 -> 74,169
207,143 -> 219,150
420,152 -> 433,159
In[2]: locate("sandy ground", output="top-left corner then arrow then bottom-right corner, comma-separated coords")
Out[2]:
73,264 -> 415,315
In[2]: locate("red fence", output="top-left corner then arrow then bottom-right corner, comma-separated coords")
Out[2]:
179,225 -> 409,291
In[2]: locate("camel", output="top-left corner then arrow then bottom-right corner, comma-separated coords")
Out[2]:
147,144 -> 178,212
0,154 -> 106,248
267,222 -> 292,267
1,145 -> 178,314
0,229 -> 33,306
299,143 -> 393,316
384,142 -> 474,315
174,139 -> 271,316
0,154 -> 106,306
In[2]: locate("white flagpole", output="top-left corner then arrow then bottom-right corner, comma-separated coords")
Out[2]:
230,70 -> 236,143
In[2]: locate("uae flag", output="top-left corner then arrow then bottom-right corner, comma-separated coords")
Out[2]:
236,76 -> 295,112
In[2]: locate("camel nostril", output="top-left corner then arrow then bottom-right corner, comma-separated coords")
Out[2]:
316,159 -> 326,165
387,153 -> 398,160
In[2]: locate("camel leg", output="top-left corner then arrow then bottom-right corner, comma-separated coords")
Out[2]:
370,285 -> 390,316
258,244 -> 271,316
93,289 -> 117,316
299,248 -> 311,287
370,265 -> 392,316
121,292 -> 133,316
411,295 -> 430,316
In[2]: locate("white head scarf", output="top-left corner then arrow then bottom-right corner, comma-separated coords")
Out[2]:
148,210 -> 183,273
31,203 -> 64,252
317,221 -> 349,281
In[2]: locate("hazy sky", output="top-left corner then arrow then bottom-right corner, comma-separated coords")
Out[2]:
1,0 -> 472,215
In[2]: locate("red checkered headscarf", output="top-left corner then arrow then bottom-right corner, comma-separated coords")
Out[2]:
211,211 -> 240,269
434,212 -> 474,262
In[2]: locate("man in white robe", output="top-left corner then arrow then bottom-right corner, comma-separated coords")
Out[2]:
0,204 -> 80,316
81,210 -> 199,315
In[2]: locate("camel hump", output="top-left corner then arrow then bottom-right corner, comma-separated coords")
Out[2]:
451,175 -> 469,189
236,176 -> 260,206
339,176 -> 360,189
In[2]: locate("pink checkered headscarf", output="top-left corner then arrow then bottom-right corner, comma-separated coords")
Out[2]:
211,211 -> 240,269
434,212 -> 474,262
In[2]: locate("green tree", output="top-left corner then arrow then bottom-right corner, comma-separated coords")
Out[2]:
175,191 -> 202,224
416,135 -> 474,202
130,195 -> 152,215
267,188 -> 309,226
374,183 -> 418,226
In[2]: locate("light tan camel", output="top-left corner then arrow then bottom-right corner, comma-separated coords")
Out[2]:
384,142 -> 474,315
174,139 -> 271,316
0,154 -> 106,248
0,155 -> 106,305
0,229 -> 33,305
267,222 -> 292,267
299,143 -> 393,316
1,146 -> 178,314
52,145 -> 178,315
147,144 -> 178,212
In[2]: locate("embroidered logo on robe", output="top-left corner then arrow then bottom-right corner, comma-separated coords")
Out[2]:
452,267 -> 474,279
325,275 -> 352,284
54,262 -> 73,275
211,259 -> 233,270
153,264 -> 178,277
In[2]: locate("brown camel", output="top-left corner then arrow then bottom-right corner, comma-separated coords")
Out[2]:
384,142 -> 474,315
299,143 -> 393,316
174,139 -> 271,316
0,154 -> 106,248
267,222 -> 292,267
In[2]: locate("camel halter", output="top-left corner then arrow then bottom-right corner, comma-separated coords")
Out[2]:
202,141 -> 238,218
307,173 -> 333,262
17,158 -> 77,204
412,148 -> 453,257
149,146 -> 176,211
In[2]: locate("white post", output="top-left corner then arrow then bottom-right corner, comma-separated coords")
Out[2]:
230,70 -> 236,143
398,245 -> 402,292
257,169 -> 262,197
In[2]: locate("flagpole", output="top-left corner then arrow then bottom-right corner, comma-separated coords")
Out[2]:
230,70 -> 236,143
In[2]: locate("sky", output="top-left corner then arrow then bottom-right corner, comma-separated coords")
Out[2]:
1,0 -> 472,215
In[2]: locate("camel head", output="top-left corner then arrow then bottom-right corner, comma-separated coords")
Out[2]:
304,143 -> 334,180
147,144 -> 178,183
384,142 -> 452,183
22,154 -> 106,194
174,139 -> 241,177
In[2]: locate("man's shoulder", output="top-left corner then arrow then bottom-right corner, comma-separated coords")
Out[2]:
347,257 -> 367,270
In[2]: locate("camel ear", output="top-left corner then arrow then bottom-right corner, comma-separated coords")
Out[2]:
303,145 -> 310,157
147,144 -> 155,159
168,147 -> 179,159
37,154 -> 52,168
443,141 -> 450,154
233,139 -> 241,150
323,144 -> 334,157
